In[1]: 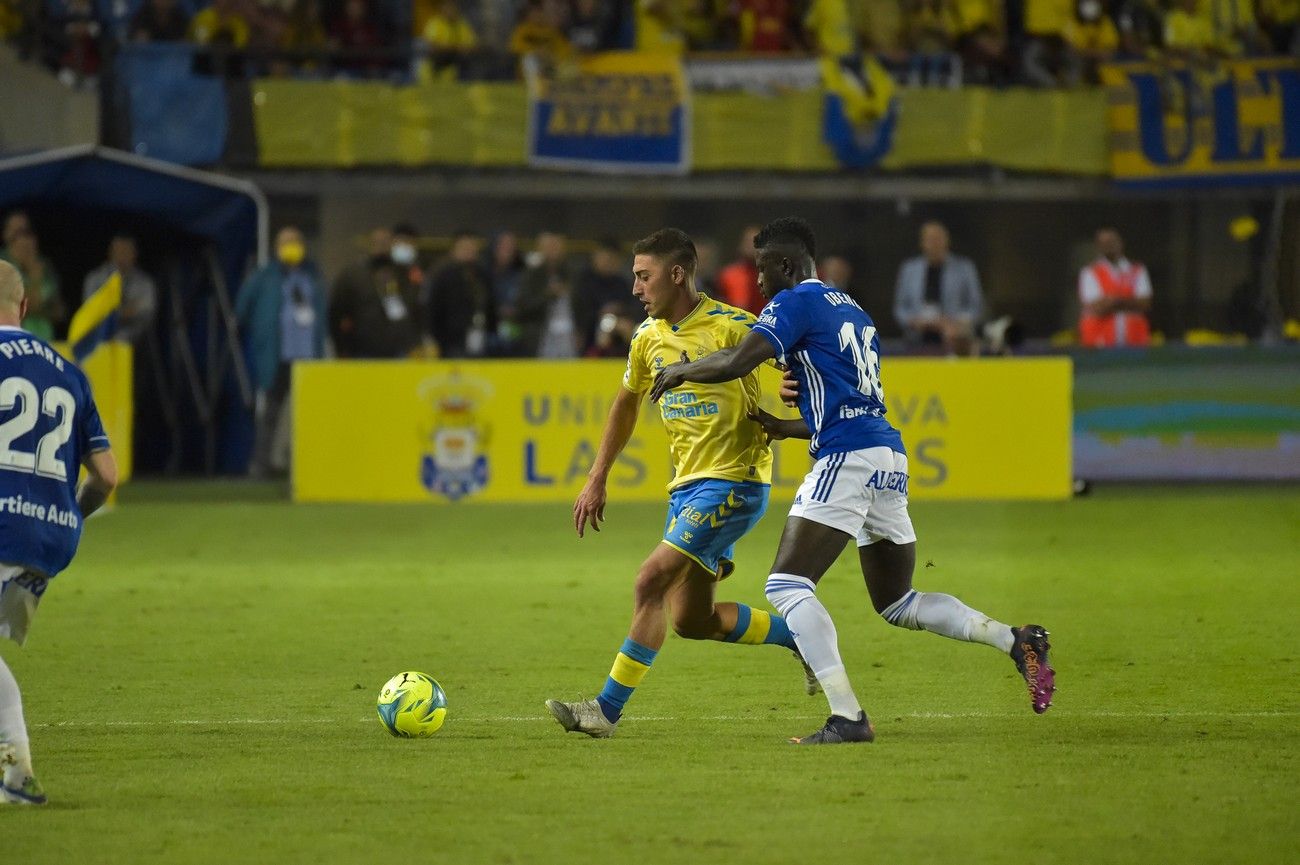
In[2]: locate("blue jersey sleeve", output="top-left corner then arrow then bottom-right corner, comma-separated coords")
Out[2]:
751,293 -> 813,364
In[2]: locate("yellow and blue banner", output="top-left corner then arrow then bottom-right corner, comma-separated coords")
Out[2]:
292,358 -> 1072,503
68,271 -> 122,362
1102,58 -> 1300,187
525,52 -> 691,174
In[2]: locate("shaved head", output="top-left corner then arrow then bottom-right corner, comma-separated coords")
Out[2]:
0,260 -> 25,324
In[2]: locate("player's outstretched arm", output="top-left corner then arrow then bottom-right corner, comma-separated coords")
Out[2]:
77,448 -> 119,519
573,386 -> 641,538
648,330 -> 776,403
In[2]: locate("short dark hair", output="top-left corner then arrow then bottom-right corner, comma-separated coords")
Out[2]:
392,223 -> 420,238
595,235 -> 622,254
632,228 -> 696,275
755,217 -> 816,260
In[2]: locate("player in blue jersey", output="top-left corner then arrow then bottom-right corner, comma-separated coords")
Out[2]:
0,262 -> 118,804
650,217 -> 1054,744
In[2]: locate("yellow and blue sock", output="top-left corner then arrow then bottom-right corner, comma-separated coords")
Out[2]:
724,604 -> 797,650
596,638 -> 658,723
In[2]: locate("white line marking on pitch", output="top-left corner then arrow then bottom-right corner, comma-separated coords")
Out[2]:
30,710 -> 1298,729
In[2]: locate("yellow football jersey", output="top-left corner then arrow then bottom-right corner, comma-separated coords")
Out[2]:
623,294 -> 773,491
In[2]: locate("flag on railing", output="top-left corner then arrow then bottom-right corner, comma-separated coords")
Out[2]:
68,271 -> 122,362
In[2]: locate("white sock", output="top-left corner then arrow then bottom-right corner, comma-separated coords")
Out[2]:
0,654 -> 32,785
882,590 -> 1016,653
765,574 -> 863,720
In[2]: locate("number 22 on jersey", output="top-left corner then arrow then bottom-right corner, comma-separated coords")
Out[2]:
0,376 -> 77,481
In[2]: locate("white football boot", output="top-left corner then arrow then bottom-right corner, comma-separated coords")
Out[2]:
545,698 -> 617,739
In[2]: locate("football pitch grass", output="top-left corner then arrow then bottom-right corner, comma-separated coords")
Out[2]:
3,483 -> 1297,865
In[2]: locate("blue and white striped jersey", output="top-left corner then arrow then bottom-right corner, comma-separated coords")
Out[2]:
0,326 -> 109,577
751,279 -> 904,458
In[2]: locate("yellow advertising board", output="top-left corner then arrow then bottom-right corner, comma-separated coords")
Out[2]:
292,358 -> 1071,503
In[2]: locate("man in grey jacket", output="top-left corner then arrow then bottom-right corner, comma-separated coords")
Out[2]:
893,222 -> 983,355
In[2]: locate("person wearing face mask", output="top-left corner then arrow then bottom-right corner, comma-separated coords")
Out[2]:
329,226 -> 428,359
390,224 -> 424,288
235,226 -> 327,478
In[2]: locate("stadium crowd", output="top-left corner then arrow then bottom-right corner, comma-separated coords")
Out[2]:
4,0 -> 1297,88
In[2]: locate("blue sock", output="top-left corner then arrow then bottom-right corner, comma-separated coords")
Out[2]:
723,604 -> 798,650
595,638 -> 658,723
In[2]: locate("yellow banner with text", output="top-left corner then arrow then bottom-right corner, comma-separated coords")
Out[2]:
292,358 -> 1071,503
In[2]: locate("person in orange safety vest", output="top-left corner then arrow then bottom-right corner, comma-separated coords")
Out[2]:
1078,227 -> 1152,348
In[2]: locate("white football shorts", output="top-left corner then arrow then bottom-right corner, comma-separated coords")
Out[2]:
0,563 -> 48,647
787,446 -> 918,547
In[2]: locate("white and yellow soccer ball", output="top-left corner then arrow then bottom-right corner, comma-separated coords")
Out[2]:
376,672 -> 448,738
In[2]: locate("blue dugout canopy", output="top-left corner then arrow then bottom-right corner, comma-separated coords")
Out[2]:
0,145 -> 267,289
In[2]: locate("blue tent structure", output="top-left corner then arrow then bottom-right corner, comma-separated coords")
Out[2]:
0,145 -> 269,473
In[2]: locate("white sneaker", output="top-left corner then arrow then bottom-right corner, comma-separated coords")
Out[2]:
794,650 -> 822,696
545,698 -> 617,739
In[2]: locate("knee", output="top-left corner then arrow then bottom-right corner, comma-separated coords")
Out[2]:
633,562 -> 674,610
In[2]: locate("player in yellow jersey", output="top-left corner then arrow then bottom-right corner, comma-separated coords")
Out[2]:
546,228 -> 814,739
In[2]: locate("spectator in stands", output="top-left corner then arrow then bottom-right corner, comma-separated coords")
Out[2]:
510,0 -> 571,57
568,0 -> 622,51
735,0 -> 792,51
425,230 -> 495,358
694,236 -> 721,296
803,0 -> 857,58
1022,0 -> 1073,86
1078,227 -> 1152,348
1259,0 -> 1300,54
235,226 -> 326,477
391,223 -> 425,289
635,0 -> 686,53
0,227 -> 64,343
281,0 -> 329,69
1203,0 -> 1266,54
329,0 -> 386,74
584,304 -> 640,357
819,254 -> 853,293
1063,0 -> 1118,84
681,0 -> 721,49
132,0 -> 191,42
1164,0 -> 1218,59
1114,0 -> 1163,58
573,237 -> 632,353
487,230 -> 526,354
82,235 -> 157,344
188,0 -> 250,48
516,231 -> 578,357
951,0 -> 1013,84
421,0 -> 477,80
330,227 -> 425,358
55,0 -> 102,84
893,221 -> 983,354
904,0 -> 958,85
716,225 -> 764,315
0,0 -> 20,40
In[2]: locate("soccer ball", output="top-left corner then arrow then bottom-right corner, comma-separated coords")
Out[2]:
376,671 -> 448,738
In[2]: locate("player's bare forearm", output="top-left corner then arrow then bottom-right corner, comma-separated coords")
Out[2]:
574,390 -> 638,538
77,448 -> 119,518
749,407 -> 812,441
589,387 -> 640,482
649,331 -> 775,402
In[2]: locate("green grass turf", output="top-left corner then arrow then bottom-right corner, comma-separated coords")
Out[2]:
3,483 -> 1298,864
